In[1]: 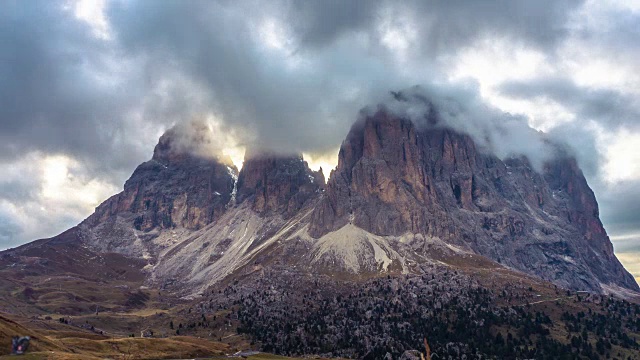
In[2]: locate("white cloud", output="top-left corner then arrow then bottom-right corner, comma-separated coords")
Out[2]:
378,7 -> 418,65
0,152 -> 118,249
447,40 -> 578,132
600,128 -> 640,183
68,0 -> 111,39
258,17 -> 293,52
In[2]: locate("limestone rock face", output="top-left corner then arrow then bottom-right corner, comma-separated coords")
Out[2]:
85,128 -> 237,232
310,108 -> 638,292
236,153 -> 325,217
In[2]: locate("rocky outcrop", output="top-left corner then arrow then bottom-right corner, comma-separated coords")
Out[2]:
85,127 -> 237,232
236,152 -> 324,217
310,107 -> 638,292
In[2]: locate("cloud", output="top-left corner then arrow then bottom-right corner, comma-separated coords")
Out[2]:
0,1 -> 127,164
499,77 -> 640,131
611,234 -> 640,254
0,5 -> 133,201
372,84 -> 555,171
598,181 -> 640,241
103,0 -> 585,156
0,1 -> 224,185
292,0 -> 584,53
106,0 -> 386,156
0,153 -> 119,250
0,211 -> 22,249
154,118 -> 243,167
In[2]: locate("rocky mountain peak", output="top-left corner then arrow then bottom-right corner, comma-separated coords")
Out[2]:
236,151 -> 325,216
152,121 -> 235,167
310,107 -> 638,292
84,125 -> 238,241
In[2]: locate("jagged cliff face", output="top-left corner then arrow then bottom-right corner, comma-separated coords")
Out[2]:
309,108 -> 637,292
64,128 -> 241,257
85,129 -> 237,232
236,153 -> 325,217
72,131 -> 324,265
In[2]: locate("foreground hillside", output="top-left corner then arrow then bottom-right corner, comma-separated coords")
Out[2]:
2,221 -> 638,358
182,261 -> 640,359
0,314 -> 342,360
0,313 -> 230,359
1,267 -> 639,359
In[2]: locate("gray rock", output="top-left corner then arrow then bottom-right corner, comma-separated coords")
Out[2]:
309,106 -> 637,292
399,350 -> 422,360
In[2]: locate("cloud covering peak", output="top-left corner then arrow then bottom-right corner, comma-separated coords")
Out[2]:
373,85 -> 557,171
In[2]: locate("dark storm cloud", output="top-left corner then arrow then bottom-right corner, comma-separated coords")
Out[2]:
292,0 -> 584,52
410,0 -> 582,52
0,0 -> 586,165
0,2 -> 124,163
0,179 -> 39,203
289,0 -> 378,47
107,0 -> 378,155
100,0 -> 592,176
0,1 -> 212,183
105,0 -> 585,155
499,78 -> 640,130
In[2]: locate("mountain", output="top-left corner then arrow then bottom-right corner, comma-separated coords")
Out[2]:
1,97 -> 639,358
79,125 -> 238,256
309,108 -> 637,292
2,101 -> 637,295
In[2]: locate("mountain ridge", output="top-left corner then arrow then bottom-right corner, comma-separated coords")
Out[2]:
2,100 -> 637,297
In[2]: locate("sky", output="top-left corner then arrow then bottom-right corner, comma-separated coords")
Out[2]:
1,0 -> 639,282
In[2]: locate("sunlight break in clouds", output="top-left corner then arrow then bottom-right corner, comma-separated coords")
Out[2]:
0,153 -> 117,249
601,129 -> 640,183
67,0 -> 111,39
616,253 -> 640,284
